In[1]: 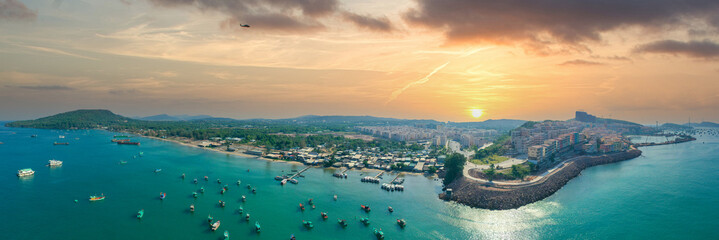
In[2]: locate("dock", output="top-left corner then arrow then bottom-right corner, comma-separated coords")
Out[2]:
333,168 -> 349,178
374,171 -> 384,178
289,166 -> 311,180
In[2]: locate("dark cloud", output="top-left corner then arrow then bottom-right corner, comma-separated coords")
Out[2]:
145,0 -> 393,33
558,59 -> 604,66
341,11 -> 393,32
8,85 -> 74,90
147,0 -> 337,32
634,39 -> 719,59
404,0 -> 719,52
0,0 -> 37,22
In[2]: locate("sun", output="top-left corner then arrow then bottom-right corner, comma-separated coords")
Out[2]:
470,109 -> 484,118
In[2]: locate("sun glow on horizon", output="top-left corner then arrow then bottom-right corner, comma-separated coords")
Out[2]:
470,109 -> 484,118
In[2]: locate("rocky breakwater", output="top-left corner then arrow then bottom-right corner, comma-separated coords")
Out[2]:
440,149 -> 642,210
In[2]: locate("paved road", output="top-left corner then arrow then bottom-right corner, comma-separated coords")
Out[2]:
463,156 -> 575,186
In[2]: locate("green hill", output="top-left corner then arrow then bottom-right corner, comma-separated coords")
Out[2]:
5,109 -> 133,129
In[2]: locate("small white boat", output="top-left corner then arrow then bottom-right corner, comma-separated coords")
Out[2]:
17,168 -> 35,177
211,220 -> 221,231
48,159 -> 63,167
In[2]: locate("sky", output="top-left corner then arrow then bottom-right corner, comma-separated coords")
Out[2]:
1,0 -> 718,124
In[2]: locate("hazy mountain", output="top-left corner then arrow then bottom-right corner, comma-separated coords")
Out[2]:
685,122 -> 719,128
138,114 -> 214,121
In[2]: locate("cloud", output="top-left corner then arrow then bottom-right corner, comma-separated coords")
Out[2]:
404,0 -> 719,52
633,39 -> 719,59
386,62 -> 449,104
0,0 -> 37,22
147,0 -> 338,32
341,11 -> 393,32
558,59 -> 605,66
7,85 -> 75,90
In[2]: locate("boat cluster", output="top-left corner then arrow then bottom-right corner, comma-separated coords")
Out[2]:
275,175 -> 298,185
380,183 -> 404,192
332,172 -> 348,178
361,176 -> 381,183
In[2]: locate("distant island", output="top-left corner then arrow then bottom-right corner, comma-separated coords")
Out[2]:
6,109 -> 700,210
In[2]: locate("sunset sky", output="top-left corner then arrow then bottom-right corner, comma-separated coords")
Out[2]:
1,0 -> 718,124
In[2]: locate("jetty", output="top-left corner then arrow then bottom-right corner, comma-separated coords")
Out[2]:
287,166 -> 311,182
332,168 -> 349,178
361,171 -> 383,183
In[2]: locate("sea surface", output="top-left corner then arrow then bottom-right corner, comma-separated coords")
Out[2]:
1,123 -> 718,239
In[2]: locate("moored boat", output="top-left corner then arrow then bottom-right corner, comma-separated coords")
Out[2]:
237,206 -> 243,214
241,195 -> 246,202
208,215 -> 213,223
333,195 -> 337,201
200,187 -> 205,193
281,179 -> 287,185
181,173 -> 185,179
289,179 -> 298,184
89,194 -> 105,201
119,161 -> 127,165
302,220 -> 313,229
159,192 -> 166,200
111,139 -> 130,143
190,204 -> 195,212
154,169 -> 162,173
338,219 -> 348,227
17,168 -> 35,177
361,205 -> 371,212
252,188 -> 256,194
360,217 -> 370,225
388,206 -> 393,213
117,141 -> 140,145
194,178 -> 198,184
192,192 -> 198,198
211,220 -> 221,231
321,212 -> 328,220
255,221 -> 261,233
299,203 -> 304,211
219,200 -> 225,207
397,218 -> 406,228
224,230 -> 230,240
245,213 -> 250,220
137,209 -> 144,219
236,180 -> 241,185
53,142 -> 69,145
48,159 -> 63,167
373,228 -> 384,239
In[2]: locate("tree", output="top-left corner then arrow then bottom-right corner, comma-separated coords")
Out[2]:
427,166 -> 438,174
484,165 -> 496,182
442,153 -> 467,185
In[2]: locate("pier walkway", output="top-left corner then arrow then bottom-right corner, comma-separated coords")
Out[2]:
289,166 -> 311,179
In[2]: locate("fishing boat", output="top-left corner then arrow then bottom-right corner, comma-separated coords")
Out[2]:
255,221 -> 261,233
361,205 -> 371,212
190,204 -> 195,212
388,206 -> 394,213
181,173 -> 185,179
194,178 -> 198,184
137,209 -> 144,219
113,135 -> 130,138
308,198 -> 313,205
224,230 -> 229,240
373,228 -> 384,239
154,169 -> 162,173
54,142 -> 69,145
47,159 -> 63,167
302,220 -> 313,229
333,195 -> 337,201
252,188 -> 256,194
211,220 -> 221,231
224,184 -> 229,190
117,141 -> 140,146
275,176 -> 283,181
289,179 -> 298,184
217,179 -> 221,184
236,180 -> 241,185
299,203 -> 305,211
59,135 -> 65,139
204,176 -> 209,181
192,192 -> 198,198
280,179 -> 287,185
237,206 -> 243,214
246,184 -> 251,189
17,168 -> 35,177
290,234 -> 296,240
200,187 -> 205,193
111,139 -> 130,143
221,189 -> 226,194
360,217 -> 370,225
321,212 -> 328,220
208,215 -> 213,223
311,205 -> 315,209
31,134 -> 37,138
338,219 -> 348,227
159,192 -> 166,200
245,213 -> 250,220
119,161 -> 128,165
89,194 -> 105,201
397,219 -> 406,228
241,195 -> 246,202
219,200 -> 225,207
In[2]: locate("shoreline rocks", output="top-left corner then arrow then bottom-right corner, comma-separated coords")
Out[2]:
440,149 -> 642,210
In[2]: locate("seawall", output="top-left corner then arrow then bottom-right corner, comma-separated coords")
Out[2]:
440,149 -> 642,210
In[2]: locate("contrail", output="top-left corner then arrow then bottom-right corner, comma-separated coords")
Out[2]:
386,61 -> 450,104
385,47 -> 491,104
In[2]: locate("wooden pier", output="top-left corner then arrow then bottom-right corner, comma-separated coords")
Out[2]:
289,166 -> 311,180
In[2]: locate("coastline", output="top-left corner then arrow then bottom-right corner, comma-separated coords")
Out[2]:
440,149 -> 642,210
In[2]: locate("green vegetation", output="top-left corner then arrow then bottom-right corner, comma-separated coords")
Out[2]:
443,153 -> 466,185
483,164 -> 496,182
6,109 -> 132,129
470,155 -> 508,165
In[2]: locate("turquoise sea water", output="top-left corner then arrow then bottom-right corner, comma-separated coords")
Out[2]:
1,123 -> 718,239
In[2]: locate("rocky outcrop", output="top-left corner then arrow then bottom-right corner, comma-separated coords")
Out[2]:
440,149 -> 642,210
